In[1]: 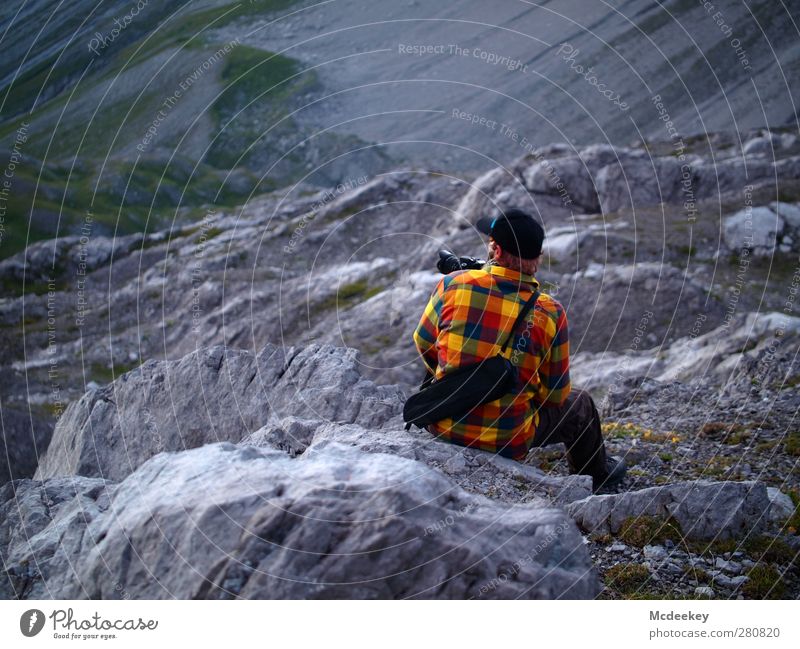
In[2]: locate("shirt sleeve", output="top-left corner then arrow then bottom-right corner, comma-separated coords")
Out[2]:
534,303 -> 571,406
413,278 -> 445,375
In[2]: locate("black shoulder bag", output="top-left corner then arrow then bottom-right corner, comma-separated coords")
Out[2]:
403,288 -> 540,430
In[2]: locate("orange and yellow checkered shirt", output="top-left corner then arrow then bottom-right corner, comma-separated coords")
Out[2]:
412,263 -> 571,460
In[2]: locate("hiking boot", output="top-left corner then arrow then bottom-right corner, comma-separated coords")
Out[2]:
592,456 -> 627,493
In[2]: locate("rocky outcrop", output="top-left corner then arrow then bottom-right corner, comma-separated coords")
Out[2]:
0,232 -> 155,285
250,418 -> 593,505
572,311 -> 800,390
455,141 -> 800,220
35,344 -> 405,482
723,202 -> 800,256
567,480 -> 771,540
2,443 -> 598,599
0,408 -> 53,484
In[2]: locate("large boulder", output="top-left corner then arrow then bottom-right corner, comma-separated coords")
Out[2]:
2,443 -> 599,599
566,480 -> 771,540
35,344 -> 405,482
723,206 -> 784,256
252,419 -> 594,505
0,232 -> 147,287
0,475 -> 110,599
596,156 -> 684,214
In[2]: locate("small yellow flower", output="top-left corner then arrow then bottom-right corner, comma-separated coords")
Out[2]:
671,436 -> 680,443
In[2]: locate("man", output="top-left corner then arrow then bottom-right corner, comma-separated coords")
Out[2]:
413,208 -> 626,493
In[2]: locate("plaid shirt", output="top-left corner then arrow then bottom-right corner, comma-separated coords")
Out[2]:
412,263 -> 571,460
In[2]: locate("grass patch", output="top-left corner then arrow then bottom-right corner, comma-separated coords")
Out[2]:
784,432 -> 800,456
685,537 -> 739,557
743,536 -> 799,566
602,421 -> 653,439
618,515 -> 684,548
589,532 -> 613,545
317,280 -> 383,312
742,565 -> 786,599
89,361 -> 142,385
604,563 -> 651,595
699,421 -> 752,444
207,44 -> 317,172
786,490 -> 800,534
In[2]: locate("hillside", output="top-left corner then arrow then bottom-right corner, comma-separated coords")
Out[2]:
1,0 -> 798,256
2,130 -> 800,598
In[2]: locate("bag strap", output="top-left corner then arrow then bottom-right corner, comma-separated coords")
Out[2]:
499,288 -> 540,352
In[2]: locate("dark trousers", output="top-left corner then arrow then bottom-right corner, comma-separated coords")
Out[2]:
530,388 -> 608,479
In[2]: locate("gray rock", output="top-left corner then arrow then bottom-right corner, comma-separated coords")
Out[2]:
695,586 -> 715,598
304,420 -> 592,505
770,202 -> 800,230
523,156 -> 599,212
595,156 -> 683,214
766,487 -> 796,524
241,416 -> 325,456
742,135 -> 777,157
0,408 -> 54,486
566,481 -> 770,540
4,443 -> 598,599
643,544 -> 669,562
35,344 -> 405,482
0,232 -> 146,285
665,562 -> 685,575
714,558 -> 742,574
0,476 -> 110,599
723,206 -> 784,256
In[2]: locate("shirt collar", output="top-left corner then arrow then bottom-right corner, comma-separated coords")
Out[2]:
485,262 -> 540,288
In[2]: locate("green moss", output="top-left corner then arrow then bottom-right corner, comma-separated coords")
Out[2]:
589,532 -> 613,545
604,563 -> 651,595
784,432 -> 800,457
754,439 -> 780,453
786,490 -> 800,534
89,361 -> 141,385
683,565 -> 711,583
207,44 -> 317,170
742,565 -> 786,599
743,536 -> 799,566
778,374 -> 800,390
700,421 -> 751,444
317,280 -> 383,312
686,537 -> 739,557
618,515 -> 684,548
195,226 -> 225,244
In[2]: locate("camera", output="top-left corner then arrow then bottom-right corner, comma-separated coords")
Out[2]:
437,249 -> 486,274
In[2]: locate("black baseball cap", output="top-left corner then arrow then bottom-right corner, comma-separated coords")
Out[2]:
476,208 -> 544,259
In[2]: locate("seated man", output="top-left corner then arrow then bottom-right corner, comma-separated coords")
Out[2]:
413,208 -> 626,492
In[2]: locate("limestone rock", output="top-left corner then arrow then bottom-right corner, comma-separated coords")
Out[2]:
286,420 -> 593,505
766,487 -> 796,524
5,443 -> 598,599
35,344 -> 405,482
0,475 -> 110,599
566,480 -> 770,540
723,206 -> 784,256
0,408 -> 54,486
